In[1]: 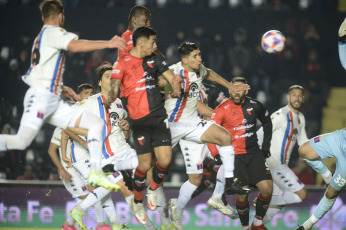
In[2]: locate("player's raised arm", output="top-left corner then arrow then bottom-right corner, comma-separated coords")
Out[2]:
67,35 -> 126,53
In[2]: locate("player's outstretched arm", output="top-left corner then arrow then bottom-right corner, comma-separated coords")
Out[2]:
197,101 -> 214,120
67,35 -> 126,53
64,129 -> 88,150
48,142 -> 72,182
104,79 -> 121,108
205,69 -> 250,92
161,69 -> 182,98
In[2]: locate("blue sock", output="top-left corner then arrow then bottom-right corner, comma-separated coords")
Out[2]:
314,194 -> 336,219
304,158 -> 328,174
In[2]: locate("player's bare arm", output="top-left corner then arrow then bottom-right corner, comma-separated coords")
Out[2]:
205,68 -> 250,92
118,118 -> 130,139
161,69 -> 182,98
104,78 -> 121,108
61,86 -> 80,101
197,100 -> 214,120
48,142 -> 72,182
60,131 -> 71,168
67,35 -> 126,53
64,129 -> 88,150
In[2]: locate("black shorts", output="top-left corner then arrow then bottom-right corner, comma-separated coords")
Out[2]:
234,153 -> 272,187
131,107 -> 172,155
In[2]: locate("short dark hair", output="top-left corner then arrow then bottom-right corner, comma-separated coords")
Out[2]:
231,76 -> 247,84
129,5 -> 150,23
95,64 -> 113,89
288,85 -> 304,93
178,42 -> 200,59
132,27 -> 156,47
39,0 -> 64,20
78,83 -> 94,94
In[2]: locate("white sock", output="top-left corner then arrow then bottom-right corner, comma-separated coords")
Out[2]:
282,191 -> 302,204
242,226 -> 250,230
114,156 -> 138,171
218,145 -> 235,178
156,186 -> 170,226
303,214 -> 319,230
263,205 -> 284,224
79,187 -> 110,212
125,194 -> 155,229
253,216 -> 263,226
213,165 -> 225,200
321,170 -> 332,184
101,193 -> 120,225
92,201 -> 105,226
269,194 -> 286,206
176,181 -> 198,217
77,110 -> 104,171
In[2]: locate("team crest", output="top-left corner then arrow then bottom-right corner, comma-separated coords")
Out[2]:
147,61 -> 154,68
113,62 -> 118,68
247,107 -> 253,116
314,136 -> 322,143
37,111 -> 44,119
138,136 -> 145,146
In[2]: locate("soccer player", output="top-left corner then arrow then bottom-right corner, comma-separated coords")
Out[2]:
257,85 -> 327,225
165,43 -> 250,230
0,0 -> 126,191
108,26 -> 181,225
208,77 -> 273,230
295,128 -> 346,230
338,17 -> 346,70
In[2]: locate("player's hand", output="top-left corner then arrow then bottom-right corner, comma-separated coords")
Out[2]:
61,86 -> 80,101
118,118 -> 130,131
59,168 -> 72,182
82,141 -> 88,150
262,150 -> 271,158
339,17 -> 346,42
109,35 -> 126,50
228,83 -> 250,93
62,156 -> 72,168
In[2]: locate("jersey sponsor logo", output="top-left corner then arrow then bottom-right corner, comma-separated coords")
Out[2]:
234,124 -> 254,131
147,60 -> 154,68
250,100 -> 257,104
314,136 -> 322,143
109,112 -> 119,123
138,136 -> 145,146
37,111 -> 44,119
112,69 -> 120,74
188,83 -> 200,98
135,85 -> 156,91
235,132 -> 254,139
125,58 -> 131,61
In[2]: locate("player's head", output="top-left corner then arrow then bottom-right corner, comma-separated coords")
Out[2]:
96,64 -> 113,93
39,0 -> 64,25
178,42 -> 202,71
129,6 -> 151,30
287,85 -> 304,111
78,83 -> 94,101
133,26 -> 157,56
229,77 -> 247,104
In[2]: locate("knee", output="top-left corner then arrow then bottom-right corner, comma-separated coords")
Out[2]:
157,157 -> 171,168
298,142 -> 308,159
17,137 -> 31,150
325,185 -> 340,199
236,194 -> 248,202
138,161 -> 152,172
260,182 -> 273,198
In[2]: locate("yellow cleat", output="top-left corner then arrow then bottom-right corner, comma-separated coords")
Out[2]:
161,223 -> 176,230
112,224 -> 130,230
87,169 -> 121,191
70,208 -> 86,229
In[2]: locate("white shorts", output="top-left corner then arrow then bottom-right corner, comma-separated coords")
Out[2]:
101,148 -> 136,167
169,119 -> 214,147
271,164 -> 305,195
179,139 -> 209,174
73,158 -> 91,180
62,166 -> 89,198
107,171 -> 123,184
22,87 -> 83,130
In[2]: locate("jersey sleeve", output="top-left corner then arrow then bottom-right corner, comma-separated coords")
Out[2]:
270,110 -> 283,133
155,56 -> 169,76
199,64 -> 208,78
118,32 -> 132,58
297,115 -> 309,146
46,27 -> 78,50
257,102 -> 272,152
50,127 -> 62,147
210,104 -> 225,126
111,59 -> 125,81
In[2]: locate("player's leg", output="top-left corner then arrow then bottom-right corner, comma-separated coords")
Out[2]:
252,180 -> 272,229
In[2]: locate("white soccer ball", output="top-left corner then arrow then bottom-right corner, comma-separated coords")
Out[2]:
261,30 -> 286,54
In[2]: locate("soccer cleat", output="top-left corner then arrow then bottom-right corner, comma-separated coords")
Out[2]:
102,164 -> 116,173
131,199 -> 147,225
146,187 -> 157,211
295,226 -> 305,230
225,178 -> 251,195
62,222 -> 77,230
96,224 -> 112,230
251,222 -> 268,230
87,169 -> 121,191
70,208 -> 86,229
112,224 -> 130,230
207,196 -> 238,219
169,199 -> 183,230
160,223 -> 176,230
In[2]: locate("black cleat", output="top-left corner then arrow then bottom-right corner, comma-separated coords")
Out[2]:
225,178 -> 251,195
295,226 -> 305,230
102,164 -> 115,173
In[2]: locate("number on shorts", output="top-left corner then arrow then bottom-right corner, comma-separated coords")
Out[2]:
334,174 -> 346,187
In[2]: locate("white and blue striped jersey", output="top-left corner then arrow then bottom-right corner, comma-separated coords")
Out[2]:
165,62 -> 208,122
79,93 -> 131,159
259,105 -> 308,168
22,25 -> 78,95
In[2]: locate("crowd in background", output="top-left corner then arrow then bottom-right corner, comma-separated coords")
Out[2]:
0,1 -> 344,186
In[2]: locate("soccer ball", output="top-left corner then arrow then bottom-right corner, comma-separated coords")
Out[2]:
261,30 -> 286,54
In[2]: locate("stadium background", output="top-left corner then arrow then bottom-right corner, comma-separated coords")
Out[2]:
0,0 -> 346,229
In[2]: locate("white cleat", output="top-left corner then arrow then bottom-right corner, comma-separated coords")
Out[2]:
207,196 -> 238,219
169,199 -> 183,230
146,187 -> 157,211
131,200 -> 147,225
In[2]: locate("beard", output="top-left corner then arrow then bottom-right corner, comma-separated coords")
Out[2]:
290,101 -> 301,110
231,93 -> 245,104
